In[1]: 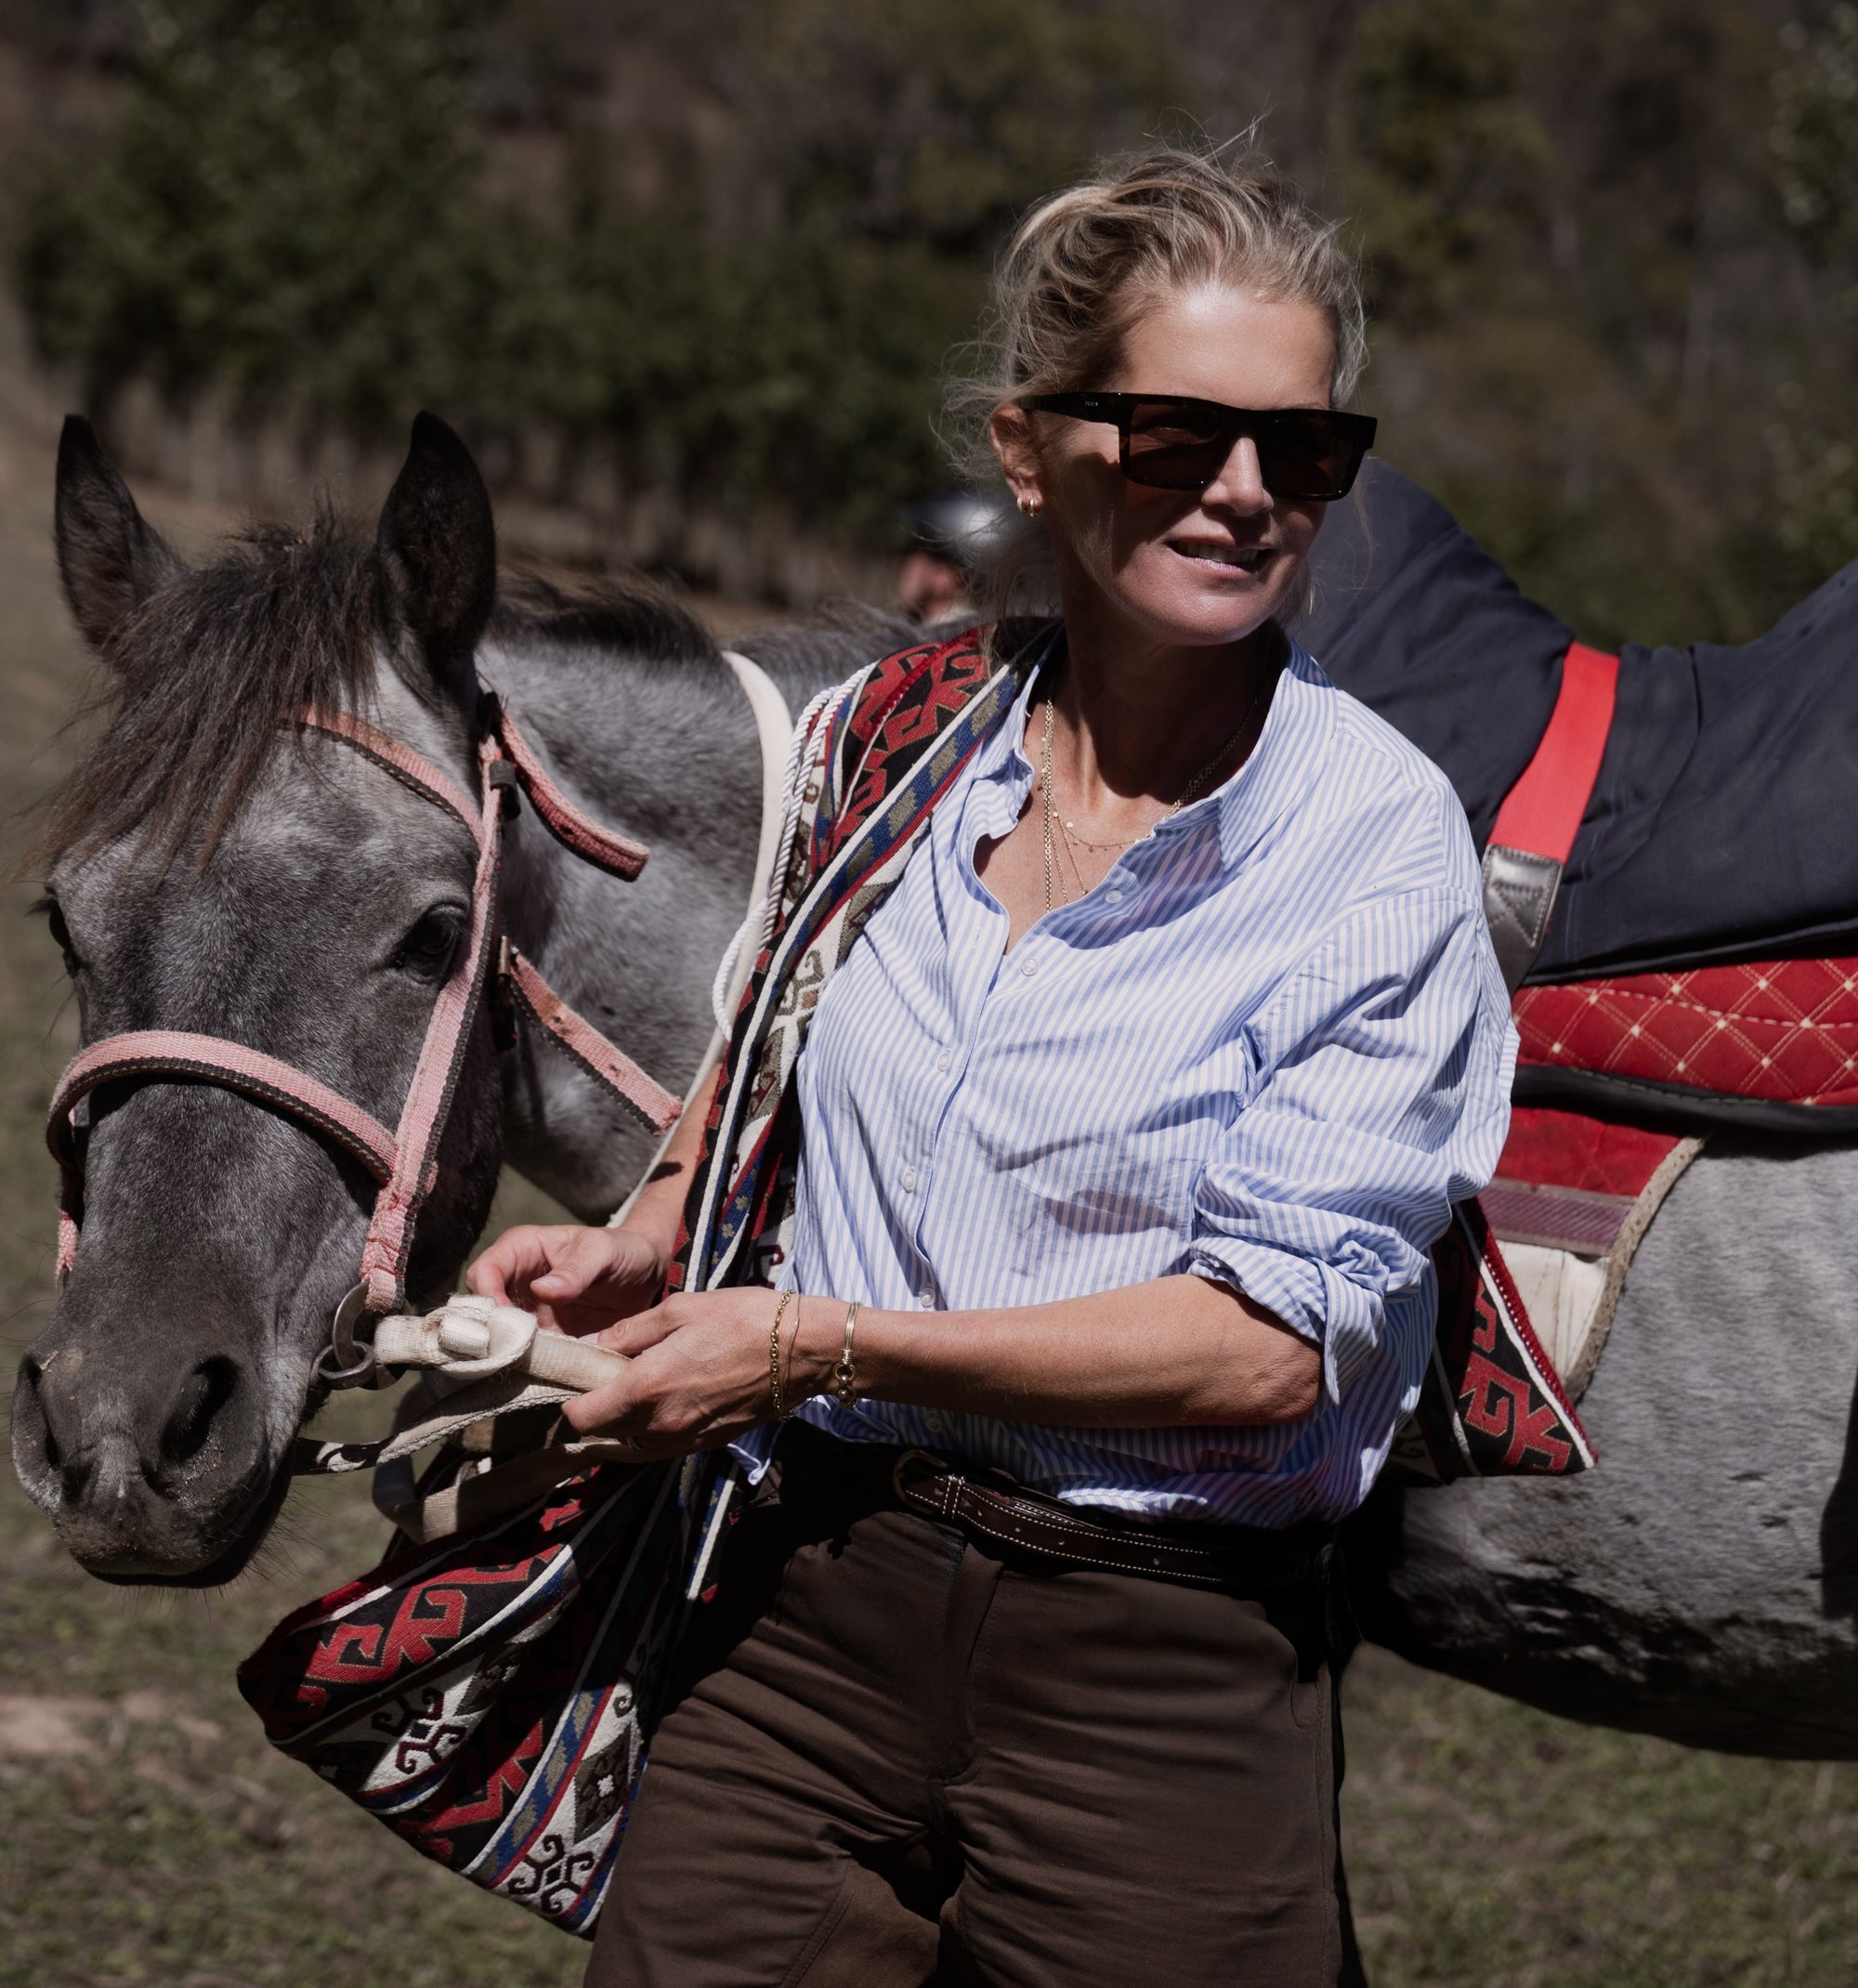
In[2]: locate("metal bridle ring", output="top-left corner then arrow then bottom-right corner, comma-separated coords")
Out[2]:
312,1281 -> 380,1390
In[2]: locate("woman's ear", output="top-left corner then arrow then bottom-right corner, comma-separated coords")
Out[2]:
989,405 -> 1044,514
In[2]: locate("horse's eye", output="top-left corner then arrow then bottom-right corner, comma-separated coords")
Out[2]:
393,908 -> 466,979
33,895 -> 81,974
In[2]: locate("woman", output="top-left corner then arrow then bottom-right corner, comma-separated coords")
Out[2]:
472,147 -> 1514,1986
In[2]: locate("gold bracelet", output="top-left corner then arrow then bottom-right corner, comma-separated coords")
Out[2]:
768,1289 -> 797,1421
831,1301 -> 860,1408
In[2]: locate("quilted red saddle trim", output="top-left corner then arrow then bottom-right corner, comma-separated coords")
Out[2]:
1514,956 -> 1858,1108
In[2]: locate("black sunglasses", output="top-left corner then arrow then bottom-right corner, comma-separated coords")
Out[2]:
1022,392 -> 1377,501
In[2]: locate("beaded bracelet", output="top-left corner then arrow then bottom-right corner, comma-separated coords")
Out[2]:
831,1301 -> 860,1407
768,1289 -> 797,1420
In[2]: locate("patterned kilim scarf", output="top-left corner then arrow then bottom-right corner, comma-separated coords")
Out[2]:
240,620 -> 1588,1943
671,621 -> 1041,1297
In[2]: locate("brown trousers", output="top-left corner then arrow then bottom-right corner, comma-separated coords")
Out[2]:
587,1425 -> 1362,1988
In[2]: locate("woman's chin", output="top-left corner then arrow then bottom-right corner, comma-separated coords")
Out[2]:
1124,582 -> 1288,650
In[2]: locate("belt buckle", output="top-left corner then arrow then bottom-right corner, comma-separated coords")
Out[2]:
891,1446 -> 956,1517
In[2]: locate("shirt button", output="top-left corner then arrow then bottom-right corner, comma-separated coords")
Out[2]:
1106,888 -> 1124,904
936,1049 -> 951,1072
901,1166 -> 918,1193
1020,958 -> 1037,976
918,1290 -> 934,1308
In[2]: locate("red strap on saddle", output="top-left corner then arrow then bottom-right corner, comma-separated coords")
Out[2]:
1488,642 -> 1620,862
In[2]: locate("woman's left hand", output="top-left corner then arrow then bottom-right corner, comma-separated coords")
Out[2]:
562,1288 -> 825,1458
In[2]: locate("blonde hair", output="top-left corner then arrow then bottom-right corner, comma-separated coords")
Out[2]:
949,145 -> 1366,612
964,144 -> 1364,432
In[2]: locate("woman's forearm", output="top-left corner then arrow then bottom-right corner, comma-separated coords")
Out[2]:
614,1064 -> 722,1263
785,1274 -> 1322,1430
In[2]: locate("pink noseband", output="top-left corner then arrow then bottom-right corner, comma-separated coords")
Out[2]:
46,697 -> 682,1386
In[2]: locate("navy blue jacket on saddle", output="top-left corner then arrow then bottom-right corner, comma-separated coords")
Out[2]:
1301,461 -> 1858,981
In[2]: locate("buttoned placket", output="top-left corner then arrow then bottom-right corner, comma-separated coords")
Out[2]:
904,692 -> 1228,1343
764,641 -> 1479,1525
901,726 -> 1045,1336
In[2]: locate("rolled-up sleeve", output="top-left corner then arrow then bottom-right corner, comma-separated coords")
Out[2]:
1189,885 -> 1517,1406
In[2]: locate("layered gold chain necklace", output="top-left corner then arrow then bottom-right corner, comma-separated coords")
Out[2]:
1039,666 -> 1277,919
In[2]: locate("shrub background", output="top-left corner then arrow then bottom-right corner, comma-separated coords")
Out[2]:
10,0 -> 1858,634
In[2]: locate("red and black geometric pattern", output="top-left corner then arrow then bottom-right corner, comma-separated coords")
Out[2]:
674,627 -> 1036,1296
826,620 -> 1047,864
239,1458 -> 706,1938
1389,1199 -> 1595,1484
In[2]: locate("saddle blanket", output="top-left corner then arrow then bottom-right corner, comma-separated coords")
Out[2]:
1482,955 -> 1858,1393
1511,954 -> 1858,1132
1303,462 -> 1858,980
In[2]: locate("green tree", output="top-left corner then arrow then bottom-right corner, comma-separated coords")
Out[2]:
1339,0 -> 1551,325
1323,0 -> 1844,647
744,0 -> 1175,251
1773,4 -> 1858,271
539,0 -> 1177,531
1766,7 -> 1858,586
15,0 -> 1178,543
19,0 -> 515,429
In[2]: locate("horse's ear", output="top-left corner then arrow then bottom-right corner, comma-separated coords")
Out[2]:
54,416 -> 184,655
374,412 -> 496,710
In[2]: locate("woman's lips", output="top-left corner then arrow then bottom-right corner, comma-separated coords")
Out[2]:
1167,540 -> 1271,573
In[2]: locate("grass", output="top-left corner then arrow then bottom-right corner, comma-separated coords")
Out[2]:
0,1446 -> 585,1988
1,418 -> 1856,1987
1341,1652 -> 1858,1985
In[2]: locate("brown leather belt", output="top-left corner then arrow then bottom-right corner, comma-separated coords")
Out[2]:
885,1445 -> 1331,1594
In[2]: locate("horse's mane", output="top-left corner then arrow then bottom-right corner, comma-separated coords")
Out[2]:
39,511 -> 715,868
493,568 -> 716,678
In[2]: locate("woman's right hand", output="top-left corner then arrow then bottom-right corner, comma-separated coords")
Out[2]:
465,1223 -> 667,1340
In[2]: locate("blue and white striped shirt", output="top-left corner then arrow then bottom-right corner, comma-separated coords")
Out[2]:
740,639 -> 1516,1528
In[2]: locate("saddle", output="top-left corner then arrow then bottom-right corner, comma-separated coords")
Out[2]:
1306,463 -> 1858,1408
1481,961 -> 1858,1414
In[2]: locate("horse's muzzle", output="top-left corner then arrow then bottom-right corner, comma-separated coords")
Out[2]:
9,1337 -> 288,1584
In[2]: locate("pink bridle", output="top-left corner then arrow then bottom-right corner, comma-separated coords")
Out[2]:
45,696 -> 683,1388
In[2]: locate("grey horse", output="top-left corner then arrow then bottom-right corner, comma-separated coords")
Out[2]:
10,413 -> 830,1583
11,415 -> 1858,1762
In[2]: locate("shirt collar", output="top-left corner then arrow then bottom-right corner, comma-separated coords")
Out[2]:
975,659 -> 1046,791
1208,638 -> 1336,870
966,629 -> 1337,873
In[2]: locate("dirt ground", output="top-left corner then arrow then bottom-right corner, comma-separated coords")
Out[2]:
2,368 -> 1856,1987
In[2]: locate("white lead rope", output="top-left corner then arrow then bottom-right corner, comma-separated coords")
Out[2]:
295,1294 -> 639,1543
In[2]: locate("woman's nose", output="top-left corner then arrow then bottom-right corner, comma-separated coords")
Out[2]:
1200,434 -> 1271,514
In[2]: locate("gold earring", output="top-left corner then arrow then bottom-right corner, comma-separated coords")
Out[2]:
1018,493 -> 1043,518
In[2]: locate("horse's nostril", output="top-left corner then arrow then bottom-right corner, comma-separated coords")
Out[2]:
18,1358 -> 61,1472
163,1356 -> 240,1467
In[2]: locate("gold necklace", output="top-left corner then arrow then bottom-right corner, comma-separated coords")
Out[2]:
1058,816 -> 1149,854
1040,669 -> 1276,914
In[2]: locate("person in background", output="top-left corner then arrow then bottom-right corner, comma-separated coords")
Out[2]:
896,488 -> 1014,624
